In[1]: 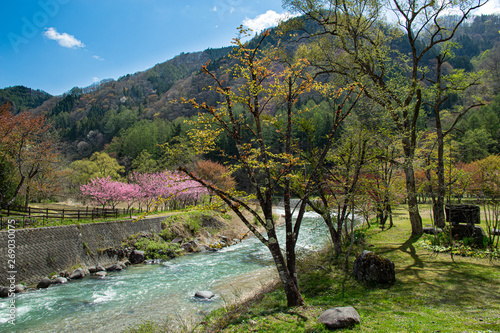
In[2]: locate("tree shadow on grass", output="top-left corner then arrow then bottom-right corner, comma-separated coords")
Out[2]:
377,234 -> 424,270
398,235 -> 424,268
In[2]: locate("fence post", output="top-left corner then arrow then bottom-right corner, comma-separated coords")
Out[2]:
62,209 -> 64,222
46,208 -> 49,219
78,209 -> 80,221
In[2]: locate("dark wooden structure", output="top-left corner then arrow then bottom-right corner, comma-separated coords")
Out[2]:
445,204 -> 484,242
445,204 -> 480,226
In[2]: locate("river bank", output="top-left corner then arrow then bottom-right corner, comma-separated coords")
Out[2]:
0,207 -> 308,332
0,209 -> 255,288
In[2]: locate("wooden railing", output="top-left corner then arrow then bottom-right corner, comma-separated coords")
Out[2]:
0,206 -> 139,230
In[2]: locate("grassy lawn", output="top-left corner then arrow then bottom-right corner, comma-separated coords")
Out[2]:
190,206 -> 500,333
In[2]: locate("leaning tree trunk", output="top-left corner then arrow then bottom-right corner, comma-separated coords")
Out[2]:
267,234 -> 304,306
25,180 -> 31,210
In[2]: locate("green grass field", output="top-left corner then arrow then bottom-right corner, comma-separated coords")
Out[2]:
188,206 -> 500,333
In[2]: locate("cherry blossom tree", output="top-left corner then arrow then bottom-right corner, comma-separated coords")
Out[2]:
80,176 -> 125,209
81,170 -> 208,211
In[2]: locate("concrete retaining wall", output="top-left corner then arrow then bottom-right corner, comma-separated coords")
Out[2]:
0,216 -> 166,286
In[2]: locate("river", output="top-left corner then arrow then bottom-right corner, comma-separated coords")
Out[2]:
0,209 -> 348,332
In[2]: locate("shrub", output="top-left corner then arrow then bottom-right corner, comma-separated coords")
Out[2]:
134,237 -> 182,260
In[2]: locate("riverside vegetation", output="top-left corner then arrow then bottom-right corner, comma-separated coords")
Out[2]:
125,205 -> 500,333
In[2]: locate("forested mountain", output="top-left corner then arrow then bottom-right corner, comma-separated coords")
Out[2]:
0,86 -> 52,113
2,14 -> 500,164
5,46 -> 232,160
33,46 -> 232,130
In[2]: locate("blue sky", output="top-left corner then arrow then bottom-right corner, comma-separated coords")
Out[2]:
2,0 -> 499,96
0,0 -> 293,96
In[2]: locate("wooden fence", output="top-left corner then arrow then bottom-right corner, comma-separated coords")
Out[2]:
0,206 -> 139,230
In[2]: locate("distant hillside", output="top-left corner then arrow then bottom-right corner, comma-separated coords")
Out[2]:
27,46 -> 232,141
0,86 -> 52,113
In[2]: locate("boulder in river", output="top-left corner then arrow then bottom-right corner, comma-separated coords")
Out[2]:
89,264 -> 106,273
37,277 -> 52,289
198,245 -> 217,253
59,270 -> 71,278
69,268 -> 86,280
194,291 -> 215,300
129,250 -> 145,264
181,241 -> 199,253
0,286 -> 9,297
318,306 -> 361,329
14,284 -> 26,293
106,264 -> 123,272
53,277 -> 68,284
95,271 -> 107,279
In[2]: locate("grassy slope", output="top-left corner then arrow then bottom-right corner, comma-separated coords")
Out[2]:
193,206 -> 500,333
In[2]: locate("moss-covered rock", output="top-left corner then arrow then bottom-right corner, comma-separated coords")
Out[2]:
353,250 -> 395,285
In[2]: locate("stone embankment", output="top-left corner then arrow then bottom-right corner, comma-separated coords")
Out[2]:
0,216 -> 165,287
0,217 -> 165,285
0,212 -> 246,294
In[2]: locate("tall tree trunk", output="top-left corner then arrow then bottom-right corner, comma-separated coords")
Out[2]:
403,158 -> 423,235
284,76 -> 299,289
434,57 -> 447,228
434,132 -> 446,228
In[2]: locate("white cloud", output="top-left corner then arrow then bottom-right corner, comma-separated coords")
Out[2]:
473,0 -> 500,15
93,55 -> 104,61
92,77 -> 99,83
43,27 -> 85,49
211,6 -> 217,12
242,10 -> 297,32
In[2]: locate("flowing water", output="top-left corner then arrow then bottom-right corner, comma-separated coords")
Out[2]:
0,209 -> 354,332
